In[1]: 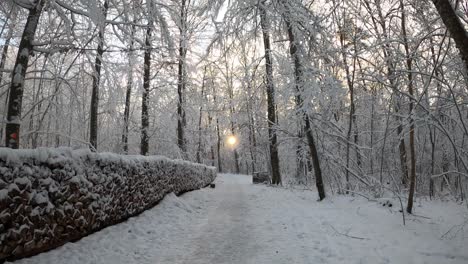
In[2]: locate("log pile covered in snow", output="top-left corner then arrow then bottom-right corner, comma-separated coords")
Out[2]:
0,148 -> 216,261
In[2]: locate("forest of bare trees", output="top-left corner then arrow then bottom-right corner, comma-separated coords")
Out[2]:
1,0 -> 467,206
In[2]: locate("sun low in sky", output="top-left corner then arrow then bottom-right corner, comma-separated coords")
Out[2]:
227,135 -> 238,147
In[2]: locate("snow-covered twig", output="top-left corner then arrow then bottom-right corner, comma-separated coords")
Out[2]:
411,213 -> 431,220
441,218 -> 468,239
327,223 -> 369,240
431,171 -> 468,179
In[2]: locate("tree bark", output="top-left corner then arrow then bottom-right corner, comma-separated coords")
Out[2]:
259,0 -> 281,185
0,7 -> 17,145
212,83 -> 223,172
89,0 -> 110,151
206,70 -> 216,167
431,0 -> 468,72
242,48 -> 258,174
282,2 -> 325,200
122,6 -> 138,154
216,117 -> 222,172
5,1 -> 45,148
334,7 -> 359,191
196,67 -> 206,163
177,0 -> 188,156
141,15 -> 152,156
401,1 -> 417,214
207,110 -> 216,167
428,37 -> 443,199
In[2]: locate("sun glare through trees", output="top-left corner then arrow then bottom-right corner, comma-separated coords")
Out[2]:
0,0 -> 467,262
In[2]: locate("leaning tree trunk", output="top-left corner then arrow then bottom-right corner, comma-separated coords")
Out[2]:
283,3 -> 325,200
141,15 -> 152,156
5,1 -> 45,149
431,0 -> 468,72
259,0 -> 281,185
89,0 -> 110,151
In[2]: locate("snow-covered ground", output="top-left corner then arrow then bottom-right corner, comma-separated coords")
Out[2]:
8,174 -> 468,264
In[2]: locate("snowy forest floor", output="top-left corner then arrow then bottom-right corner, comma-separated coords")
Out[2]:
8,174 -> 468,264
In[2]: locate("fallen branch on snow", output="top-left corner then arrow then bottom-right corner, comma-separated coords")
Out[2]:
327,223 -> 369,240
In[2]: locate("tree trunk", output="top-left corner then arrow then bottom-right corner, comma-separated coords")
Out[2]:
0,7 -> 17,145
397,121 -> 409,186
222,45 -> 241,173
196,67 -> 206,163
295,130 -> 306,184
248,111 -> 257,174
335,8 -> 359,191
122,71 -> 132,153
206,72 -> 216,167
28,56 -> 47,147
429,127 -> 436,198
89,0 -> 110,151
283,2 -> 325,200
401,2 -> 417,214
246,71 -> 258,174
431,0 -> 468,72
428,38 -> 443,199
122,10 -> 138,154
259,0 -> 281,185
177,0 -> 188,156
141,16 -> 152,156
216,116 -> 222,172
379,2 -> 409,187
207,111 -> 216,166
212,84 -> 222,172
5,1 -> 45,148
364,0 -> 409,186
227,76 -> 240,173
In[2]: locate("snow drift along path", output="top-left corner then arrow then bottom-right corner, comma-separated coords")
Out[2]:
9,174 -> 468,264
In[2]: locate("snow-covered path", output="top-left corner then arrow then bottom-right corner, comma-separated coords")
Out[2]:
9,174 -> 468,264
178,174 -> 254,264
